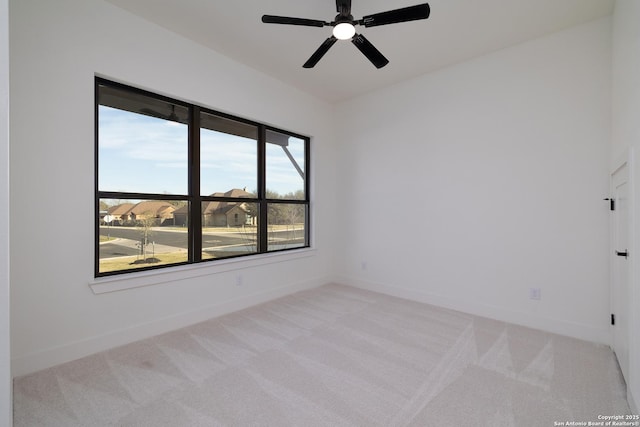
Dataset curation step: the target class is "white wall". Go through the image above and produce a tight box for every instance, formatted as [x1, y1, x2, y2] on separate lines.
[334, 18, 612, 344]
[612, 0, 640, 414]
[0, 0, 11, 423]
[9, 0, 336, 376]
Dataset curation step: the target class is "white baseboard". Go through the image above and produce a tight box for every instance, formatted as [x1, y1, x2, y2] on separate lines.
[334, 275, 611, 346]
[12, 277, 327, 378]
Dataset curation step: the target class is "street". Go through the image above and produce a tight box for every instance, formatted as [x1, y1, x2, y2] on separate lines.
[99, 226, 303, 259]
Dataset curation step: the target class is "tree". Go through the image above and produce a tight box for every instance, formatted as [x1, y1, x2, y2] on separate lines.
[263, 189, 306, 226]
[135, 212, 156, 261]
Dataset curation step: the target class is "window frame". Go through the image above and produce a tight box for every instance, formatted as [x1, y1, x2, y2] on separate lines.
[95, 78, 310, 278]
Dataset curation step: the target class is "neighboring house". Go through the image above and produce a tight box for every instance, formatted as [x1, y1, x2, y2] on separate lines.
[126, 201, 176, 225]
[105, 201, 176, 226]
[105, 203, 135, 225]
[202, 202, 251, 227]
[173, 189, 255, 227]
[172, 206, 188, 227]
[219, 188, 254, 199]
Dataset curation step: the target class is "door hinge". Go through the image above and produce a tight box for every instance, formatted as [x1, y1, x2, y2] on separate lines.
[604, 198, 615, 211]
[611, 313, 616, 326]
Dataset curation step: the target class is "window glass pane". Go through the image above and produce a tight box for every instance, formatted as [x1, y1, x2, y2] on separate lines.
[201, 112, 258, 196]
[266, 130, 305, 200]
[267, 203, 307, 251]
[98, 85, 189, 195]
[202, 202, 258, 259]
[98, 198, 188, 273]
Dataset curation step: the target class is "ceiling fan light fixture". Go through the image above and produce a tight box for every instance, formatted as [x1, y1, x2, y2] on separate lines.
[333, 22, 356, 40]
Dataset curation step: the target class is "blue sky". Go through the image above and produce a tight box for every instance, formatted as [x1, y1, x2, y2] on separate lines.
[98, 106, 305, 197]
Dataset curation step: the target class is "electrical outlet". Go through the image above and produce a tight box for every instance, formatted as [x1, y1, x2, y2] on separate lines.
[529, 287, 541, 300]
[236, 274, 243, 286]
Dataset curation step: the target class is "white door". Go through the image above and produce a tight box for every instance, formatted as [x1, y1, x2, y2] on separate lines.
[611, 162, 630, 381]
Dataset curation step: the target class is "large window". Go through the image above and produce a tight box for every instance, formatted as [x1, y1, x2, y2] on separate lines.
[96, 78, 310, 277]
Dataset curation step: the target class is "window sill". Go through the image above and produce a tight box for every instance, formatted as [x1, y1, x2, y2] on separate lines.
[89, 248, 316, 294]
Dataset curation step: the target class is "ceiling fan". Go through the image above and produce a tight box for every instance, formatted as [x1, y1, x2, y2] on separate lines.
[262, 1, 430, 69]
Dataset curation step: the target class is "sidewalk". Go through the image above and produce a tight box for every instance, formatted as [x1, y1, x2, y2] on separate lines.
[102, 237, 184, 255]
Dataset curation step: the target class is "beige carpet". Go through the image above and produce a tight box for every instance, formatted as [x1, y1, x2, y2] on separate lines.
[13, 283, 630, 426]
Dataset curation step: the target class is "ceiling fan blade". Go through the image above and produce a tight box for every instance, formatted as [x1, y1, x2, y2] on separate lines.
[361, 3, 430, 27]
[303, 36, 338, 68]
[262, 15, 326, 27]
[336, 0, 352, 17]
[352, 33, 389, 68]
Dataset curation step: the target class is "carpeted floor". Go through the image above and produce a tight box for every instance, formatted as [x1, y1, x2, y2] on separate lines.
[13, 283, 630, 426]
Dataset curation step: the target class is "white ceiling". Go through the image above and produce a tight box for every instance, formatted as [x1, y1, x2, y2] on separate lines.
[104, 0, 615, 103]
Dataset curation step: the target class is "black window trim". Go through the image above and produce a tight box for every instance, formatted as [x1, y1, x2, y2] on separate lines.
[95, 77, 310, 278]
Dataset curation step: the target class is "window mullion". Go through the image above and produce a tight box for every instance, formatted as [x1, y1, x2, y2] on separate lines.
[189, 106, 202, 263]
[258, 125, 267, 253]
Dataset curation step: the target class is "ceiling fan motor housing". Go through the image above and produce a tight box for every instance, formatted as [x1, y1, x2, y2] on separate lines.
[333, 13, 354, 26]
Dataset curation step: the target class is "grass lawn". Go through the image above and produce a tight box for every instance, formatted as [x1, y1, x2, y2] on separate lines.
[160, 224, 303, 233]
[98, 249, 266, 273]
[98, 251, 204, 273]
